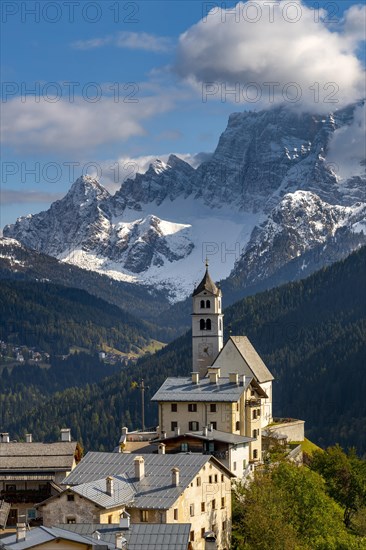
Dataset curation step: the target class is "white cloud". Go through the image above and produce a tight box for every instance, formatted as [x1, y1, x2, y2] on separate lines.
[342, 4, 366, 43]
[327, 102, 366, 180]
[1, 94, 175, 154]
[175, 0, 366, 112]
[72, 32, 172, 53]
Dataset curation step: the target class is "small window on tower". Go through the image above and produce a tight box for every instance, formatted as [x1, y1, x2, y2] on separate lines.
[206, 319, 212, 330]
[206, 300, 210, 308]
[171, 403, 177, 412]
[200, 319, 206, 330]
[200, 300, 205, 308]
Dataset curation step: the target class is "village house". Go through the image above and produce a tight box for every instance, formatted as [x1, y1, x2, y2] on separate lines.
[39, 452, 233, 550]
[0, 429, 79, 526]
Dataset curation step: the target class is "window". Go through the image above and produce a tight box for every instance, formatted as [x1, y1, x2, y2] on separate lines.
[253, 410, 257, 420]
[214, 474, 218, 483]
[210, 403, 216, 413]
[200, 319, 206, 330]
[257, 408, 261, 416]
[171, 403, 177, 412]
[108, 515, 112, 524]
[221, 497, 225, 508]
[200, 300, 205, 308]
[189, 421, 199, 431]
[221, 474, 224, 482]
[201, 502, 205, 512]
[236, 403, 239, 411]
[212, 499, 216, 510]
[190, 531, 195, 542]
[171, 421, 178, 431]
[233, 461, 237, 471]
[190, 504, 195, 517]
[141, 510, 149, 522]
[251, 390, 255, 396]
[253, 449, 258, 459]
[211, 421, 217, 430]
[236, 421, 240, 431]
[219, 319, 222, 330]
[253, 429, 257, 438]
[201, 527, 205, 539]
[206, 300, 210, 308]
[196, 477, 201, 487]
[188, 403, 197, 412]
[206, 319, 212, 330]
[67, 494, 75, 502]
[174, 508, 178, 520]
[6, 485, 16, 492]
[181, 443, 188, 452]
[27, 509, 36, 521]
[222, 520, 227, 532]
[209, 475, 212, 483]
[67, 518, 76, 524]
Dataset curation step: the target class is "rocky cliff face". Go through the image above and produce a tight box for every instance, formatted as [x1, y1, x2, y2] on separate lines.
[4, 103, 365, 302]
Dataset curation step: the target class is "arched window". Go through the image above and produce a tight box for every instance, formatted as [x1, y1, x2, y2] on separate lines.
[206, 319, 212, 330]
[206, 300, 210, 308]
[200, 319, 206, 330]
[200, 300, 205, 309]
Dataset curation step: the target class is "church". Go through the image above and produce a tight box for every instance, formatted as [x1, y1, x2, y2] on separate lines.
[151, 263, 278, 473]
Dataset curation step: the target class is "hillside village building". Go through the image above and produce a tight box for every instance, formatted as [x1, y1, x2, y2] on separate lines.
[0, 429, 78, 526]
[39, 452, 233, 550]
[152, 264, 276, 466]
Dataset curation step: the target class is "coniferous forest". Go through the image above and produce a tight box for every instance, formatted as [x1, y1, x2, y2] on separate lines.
[0, 246, 365, 455]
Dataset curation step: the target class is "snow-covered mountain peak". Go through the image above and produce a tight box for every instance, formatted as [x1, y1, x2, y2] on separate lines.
[3, 103, 365, 302]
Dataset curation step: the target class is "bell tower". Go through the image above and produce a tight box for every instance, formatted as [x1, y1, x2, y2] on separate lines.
[192, 261, 224, 378]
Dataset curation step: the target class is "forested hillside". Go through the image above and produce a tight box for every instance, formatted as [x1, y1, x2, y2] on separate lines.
[2, 247, 365, 453]
[0, 280, 157, 354]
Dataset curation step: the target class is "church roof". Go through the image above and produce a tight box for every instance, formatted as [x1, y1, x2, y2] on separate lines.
[192, 267, 220, 297]
[229, 336, 274, 383]
[151, 376, 252, 402]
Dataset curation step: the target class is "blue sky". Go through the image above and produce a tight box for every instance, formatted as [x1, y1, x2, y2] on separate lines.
[1, 0, 365, 228]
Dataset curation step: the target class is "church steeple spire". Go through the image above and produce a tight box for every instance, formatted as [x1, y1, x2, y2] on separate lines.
[192, 264, 224, 378]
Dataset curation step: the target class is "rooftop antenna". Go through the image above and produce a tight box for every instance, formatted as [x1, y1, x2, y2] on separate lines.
[131, 379, 149, 431]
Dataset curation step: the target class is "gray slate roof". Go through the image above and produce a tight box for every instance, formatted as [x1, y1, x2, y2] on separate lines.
[58, 523, 191, 550]
[185, 429, 254, 445]
[0, 525, 113, 549]
[229, 336, 274, 383]
[71, 475, 135, 509]
[151, 376, 252, 402]
[0, 442, 77, 472]
[63, 452, 231, 510]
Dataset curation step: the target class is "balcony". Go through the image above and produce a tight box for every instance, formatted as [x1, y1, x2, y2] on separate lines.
[0, 488, 51, 504]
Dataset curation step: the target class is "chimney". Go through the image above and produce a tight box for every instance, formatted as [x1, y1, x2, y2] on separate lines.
[203, 426, 208, 437]
[122, 427, 128, 436]
[172, 467, 180, 487]
[209, 372, 218, 384]
[26, 433, 32, 443]
[241, 374, 246, 386]
[60, 428, 71, 442]
[115, 533, 127, 549]
[16, 523, 27, 543]
[134, 456, 145, 480]
[1, 433, 10, 443]
[174, 426, 180, 436]
[119, 511, 130, 529]
[191, 372, 199, 384]
[207, 366, 221, 377]
[106, 476, 114, 496]
[93, 530, 101, 540]
[158, 443, 166, 455]
[208, 423, 214, 432]
[229, 373, 239, 385]
[161, 431, 167, 439]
